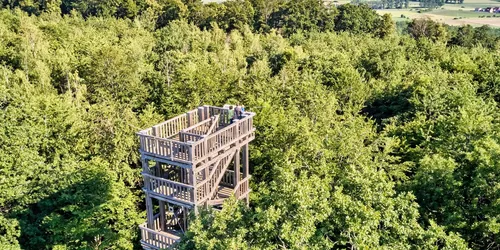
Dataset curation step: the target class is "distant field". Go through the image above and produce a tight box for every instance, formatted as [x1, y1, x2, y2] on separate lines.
[203, 0, 500, 27]
[377, 0, 500, 27]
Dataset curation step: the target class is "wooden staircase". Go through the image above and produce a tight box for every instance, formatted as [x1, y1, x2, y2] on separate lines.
[196, 148, 238, 204]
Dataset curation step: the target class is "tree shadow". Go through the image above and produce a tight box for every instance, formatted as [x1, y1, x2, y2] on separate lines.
[9, 172, 115, 250]
[362, 86, 415, 130]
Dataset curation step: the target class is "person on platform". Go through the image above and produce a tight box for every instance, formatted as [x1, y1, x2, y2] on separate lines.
[234, 104, 242, 120]
[228, 105, 235, 123]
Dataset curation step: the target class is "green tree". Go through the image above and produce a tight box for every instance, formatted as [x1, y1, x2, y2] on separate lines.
[449, 25, 475, 48]
[378, 13, 395, 38]
[155, 0, 188, 29]
[334, 4, 382, 35]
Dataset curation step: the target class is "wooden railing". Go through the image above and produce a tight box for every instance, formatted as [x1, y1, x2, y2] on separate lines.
[138, 106, 255, 164]
[182, 117, 213, 136]
[192, 113, 255, 162]
[220, 170, 235, 187]
[234, 176, 251, 198]
[152, 213, 162, 231]
[220, 170, 247, 188]
[144, 173, 194, 203]
[178, 115, 219, 142]
[139, 223, 180, 249]
[156, 164, 191, 183]
[138, 134, 193, 162]
[206, 175, 251, 206]
[141, 109, 199, 138]
[206, 106, 231, 127]
[206, 115, 220, 135]
[179, 132, 205, 143]
[150, 212, 177, 232]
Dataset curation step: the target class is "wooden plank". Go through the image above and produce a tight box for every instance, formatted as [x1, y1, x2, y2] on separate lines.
[142, 172, 193, 188]
[145, 190, 195, 207]
[140, 152, 192, 169]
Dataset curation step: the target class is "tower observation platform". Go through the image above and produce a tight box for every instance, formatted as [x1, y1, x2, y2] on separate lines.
[137, 105, 255, 249]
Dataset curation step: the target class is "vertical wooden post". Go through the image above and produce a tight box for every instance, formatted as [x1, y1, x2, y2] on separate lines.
[234, 149, 240, 198]
[183, 207, 189, 231]
[146, 193, 154, 229]
[204, 105, 210, 119]
[152, 126, 160, 155]
[245, 194, 249, 207]
[190, 166, 198, 214]
[243, 144, 250, 207]
[243, 144, 249, 178]
[188, 142, 193, 162]
[142, 158, 150, 189]
[180, 168, 185, 184]
[187, 112, 192, 127]
[156, 161, 161, 178]
[204, 165, 209, 203]
[159, 200, 166, 231]
[198, 107, 204, 122]
[153, 125, 159, 137]
[234, 120, 240, 140]
[204, 139, 208, 157]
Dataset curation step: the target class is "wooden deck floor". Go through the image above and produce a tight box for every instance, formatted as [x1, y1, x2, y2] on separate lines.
[216, 186, 234, 198]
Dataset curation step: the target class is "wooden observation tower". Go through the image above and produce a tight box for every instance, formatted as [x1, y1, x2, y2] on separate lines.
[137, 105, 255, 249]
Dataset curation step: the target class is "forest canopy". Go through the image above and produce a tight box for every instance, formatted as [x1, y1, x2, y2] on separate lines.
[0, 0, 499, 249]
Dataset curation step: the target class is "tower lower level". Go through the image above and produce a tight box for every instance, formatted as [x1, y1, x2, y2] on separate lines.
[137, 105, 255, 249]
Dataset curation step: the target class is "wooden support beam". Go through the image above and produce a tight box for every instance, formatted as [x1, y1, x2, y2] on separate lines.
[186, 111, 192, 127]
[204, 165, 209, 206]
[146, 191, 195, 207]
[152, 125, 159, 137]
[183, 207, 189, 231]
[243, 143, 249, 178]
[142, 158, 151, 192]
[141, 157, 149, 173]
[189, 168, 198, 214]
[198, 107, 204, 122]
[203, 105, 210, 120]
[243, 144, 250, 207]
[180, 167, 186, 184]
[159, 200, 166, 231]
[155, 161, 161, 178]
[141, 153, 192, 169]
[234, 148, 240, 198]
[188, 143, 193, 162]
[146, 193, 154, 229]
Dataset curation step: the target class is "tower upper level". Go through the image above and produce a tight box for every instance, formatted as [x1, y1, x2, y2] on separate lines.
[137, 105, 255, 166]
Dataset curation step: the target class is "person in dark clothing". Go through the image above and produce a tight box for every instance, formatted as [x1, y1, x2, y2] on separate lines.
[234, 104, 242, 119]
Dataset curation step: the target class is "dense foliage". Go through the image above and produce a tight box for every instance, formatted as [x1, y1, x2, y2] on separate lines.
[0, 1, 499, 249]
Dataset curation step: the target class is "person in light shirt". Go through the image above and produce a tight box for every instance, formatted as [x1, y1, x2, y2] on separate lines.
[228, 105, 235, 124]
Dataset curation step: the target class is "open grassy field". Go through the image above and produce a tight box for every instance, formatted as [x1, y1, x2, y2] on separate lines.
[377, 0, 500, 27]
